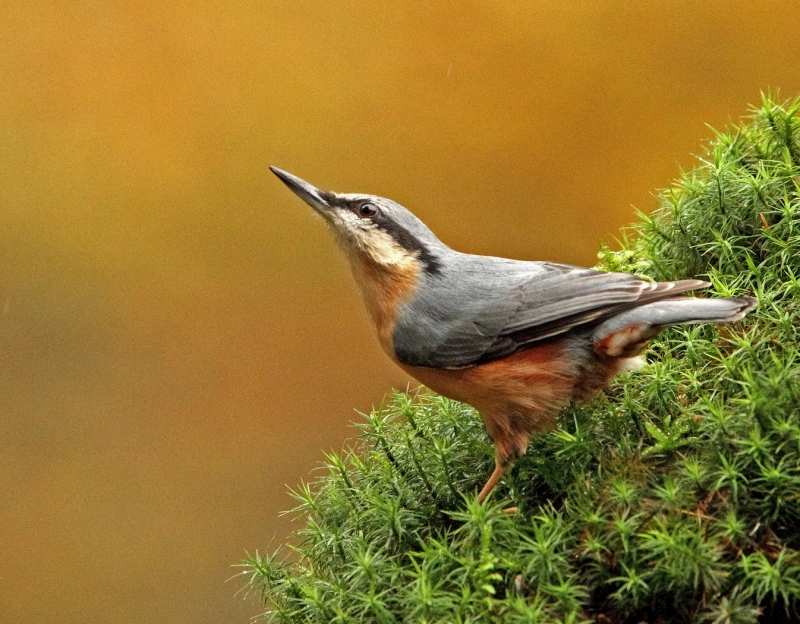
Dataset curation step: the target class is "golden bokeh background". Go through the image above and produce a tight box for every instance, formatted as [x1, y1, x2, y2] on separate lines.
[1, 2, 799, 622]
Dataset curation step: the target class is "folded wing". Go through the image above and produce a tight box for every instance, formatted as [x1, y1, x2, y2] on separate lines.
[392, 255, 709, 368]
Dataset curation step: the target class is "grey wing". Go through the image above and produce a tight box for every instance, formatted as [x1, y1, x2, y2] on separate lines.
[392, 257, 708, 368]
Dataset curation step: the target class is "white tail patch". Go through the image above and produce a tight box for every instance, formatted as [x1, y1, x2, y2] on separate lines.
[619, 355, 647, 372]
[594, 322, 651, 357]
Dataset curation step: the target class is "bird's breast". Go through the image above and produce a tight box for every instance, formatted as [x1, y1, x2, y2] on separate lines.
[345, 251, 422, 359]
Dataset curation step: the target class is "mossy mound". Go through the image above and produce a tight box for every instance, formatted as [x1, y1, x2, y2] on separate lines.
[242, 94, 800, 623]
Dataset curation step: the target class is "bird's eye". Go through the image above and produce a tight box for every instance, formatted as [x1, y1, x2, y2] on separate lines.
[357, 202, 378, 217]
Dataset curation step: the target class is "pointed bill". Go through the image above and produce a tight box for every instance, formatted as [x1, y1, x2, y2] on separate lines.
[270, 166, 332, 214]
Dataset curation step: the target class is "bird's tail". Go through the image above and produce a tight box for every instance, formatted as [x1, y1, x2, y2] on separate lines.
[592, 296, 757, 356]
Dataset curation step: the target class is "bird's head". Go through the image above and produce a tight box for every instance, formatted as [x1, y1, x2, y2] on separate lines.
[271, 167, 443, 275]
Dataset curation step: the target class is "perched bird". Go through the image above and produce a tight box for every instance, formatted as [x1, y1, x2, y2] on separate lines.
[271, 167, 757, 503]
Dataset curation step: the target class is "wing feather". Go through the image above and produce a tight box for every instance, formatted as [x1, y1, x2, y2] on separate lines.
[392, 253, 708, 368]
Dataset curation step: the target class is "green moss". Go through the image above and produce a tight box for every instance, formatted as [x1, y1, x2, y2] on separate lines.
[240, 94, 800, 623]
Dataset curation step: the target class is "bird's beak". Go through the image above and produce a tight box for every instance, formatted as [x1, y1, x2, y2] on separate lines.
[270, 166, 332, 215]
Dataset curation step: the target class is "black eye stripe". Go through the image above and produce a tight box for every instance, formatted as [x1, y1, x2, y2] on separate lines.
[339, 198, 441, 275]
[371, 213, 441, 275]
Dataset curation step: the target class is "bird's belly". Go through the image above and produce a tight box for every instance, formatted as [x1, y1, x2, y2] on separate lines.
[399, 339, 581, 419]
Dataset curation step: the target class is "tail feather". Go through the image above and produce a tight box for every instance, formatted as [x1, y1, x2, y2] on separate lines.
[592, 296, 757, 356]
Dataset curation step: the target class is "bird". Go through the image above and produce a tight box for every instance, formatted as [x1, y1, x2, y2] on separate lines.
[270, 166, 757, 503]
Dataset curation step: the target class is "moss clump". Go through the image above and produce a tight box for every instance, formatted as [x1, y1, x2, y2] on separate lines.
[241, 94, 800, 623]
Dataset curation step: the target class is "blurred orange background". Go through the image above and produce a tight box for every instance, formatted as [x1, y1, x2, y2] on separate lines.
[1, 2, 799, 622]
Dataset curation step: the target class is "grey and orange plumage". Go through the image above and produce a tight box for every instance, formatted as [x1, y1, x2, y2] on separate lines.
[271, 167, 757, 503]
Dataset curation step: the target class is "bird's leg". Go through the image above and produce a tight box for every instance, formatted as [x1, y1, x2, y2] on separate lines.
[477, 459, 505, 504]
[477, 424, 530, 505]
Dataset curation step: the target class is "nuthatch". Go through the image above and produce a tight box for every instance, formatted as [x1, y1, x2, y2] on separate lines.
[271, 166, 757, 503]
